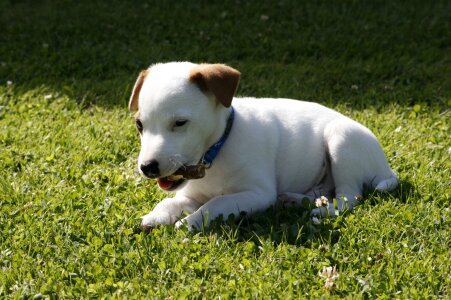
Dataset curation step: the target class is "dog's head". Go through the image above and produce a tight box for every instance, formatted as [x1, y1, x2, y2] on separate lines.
[129, 62, 240, 191]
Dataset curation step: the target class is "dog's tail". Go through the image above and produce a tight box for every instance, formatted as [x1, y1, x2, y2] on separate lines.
[374, 170, 398, 192]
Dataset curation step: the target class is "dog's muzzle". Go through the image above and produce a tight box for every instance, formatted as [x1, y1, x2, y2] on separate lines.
[155, 164, 206, 191]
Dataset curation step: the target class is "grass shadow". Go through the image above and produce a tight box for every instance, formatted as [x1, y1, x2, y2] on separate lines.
[1, 0, 449, 109]
[195, 178, 417, 249]
[200, 205, 342, 249]
[365, 178, 419, 206]
[391, 179, 419, 204]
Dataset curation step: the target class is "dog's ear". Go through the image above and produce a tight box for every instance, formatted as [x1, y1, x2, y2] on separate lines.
[128, 69, 149, 112]
[189, 64, 240, 108]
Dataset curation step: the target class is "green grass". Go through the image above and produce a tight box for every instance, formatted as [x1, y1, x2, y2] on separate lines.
[1, 0, 450, 298]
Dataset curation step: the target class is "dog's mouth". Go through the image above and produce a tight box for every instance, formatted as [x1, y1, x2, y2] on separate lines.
[155, 164, 206, 191]
[156, 176, 186, 191]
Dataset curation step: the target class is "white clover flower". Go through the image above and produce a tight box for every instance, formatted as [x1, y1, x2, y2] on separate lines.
[23, 202, 33, 209]
[318, 266, 339, 291]
[357, 279, 366, 285]
[324, 280, 336, 291]
[318, 244, 328, 252]
[318, 266, 339, 280]
[315, 196, 329, 208]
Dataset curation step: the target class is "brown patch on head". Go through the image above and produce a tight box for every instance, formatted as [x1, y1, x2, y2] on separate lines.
[189, 64, 240, 107]
[128, 69, 149, 112]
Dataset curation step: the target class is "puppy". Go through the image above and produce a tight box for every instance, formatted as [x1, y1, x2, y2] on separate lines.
[128, 62, 398, 230]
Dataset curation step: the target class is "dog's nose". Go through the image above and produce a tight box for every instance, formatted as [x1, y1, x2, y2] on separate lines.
[140, 159, 160, 178]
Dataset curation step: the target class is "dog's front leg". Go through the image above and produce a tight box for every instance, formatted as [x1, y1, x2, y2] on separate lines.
[175, 191, 275, 230]
[141, 196, 201, 229]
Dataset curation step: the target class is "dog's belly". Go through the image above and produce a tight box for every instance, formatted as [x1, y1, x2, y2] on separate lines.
[276, 147, 327, 194]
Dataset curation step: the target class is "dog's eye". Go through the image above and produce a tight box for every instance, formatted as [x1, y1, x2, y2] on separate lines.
[174, 120, 188, 127]
[135, 119, 143, 133]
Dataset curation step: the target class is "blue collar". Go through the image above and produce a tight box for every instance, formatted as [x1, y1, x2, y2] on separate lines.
[201, 107, 235, 168]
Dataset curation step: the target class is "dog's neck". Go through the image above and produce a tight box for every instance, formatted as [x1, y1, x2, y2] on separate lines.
[201, 107, 235, 168]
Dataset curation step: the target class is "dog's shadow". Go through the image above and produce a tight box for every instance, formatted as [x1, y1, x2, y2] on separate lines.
[204, 206, 339, 248]
[200, 178, 417, 247]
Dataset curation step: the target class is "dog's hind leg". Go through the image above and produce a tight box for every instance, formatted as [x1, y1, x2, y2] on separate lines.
[279, 156, 335, 209]
[310, 120, 371, 217]
[312, 118, 398, 217]
[374, 172, 398, 192]
[310, 150, 362, 217]
[279, 183, 336, 211]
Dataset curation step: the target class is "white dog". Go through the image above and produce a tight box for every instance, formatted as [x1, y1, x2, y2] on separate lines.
[128, 62, 398, 230]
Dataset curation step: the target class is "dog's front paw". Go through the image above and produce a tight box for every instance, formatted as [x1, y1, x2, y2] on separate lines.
[141, 209, 175, 229]
[174, 214, 203, 231]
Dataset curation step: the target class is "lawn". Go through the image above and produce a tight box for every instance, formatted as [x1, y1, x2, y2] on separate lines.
[0, 0, 450, 298]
